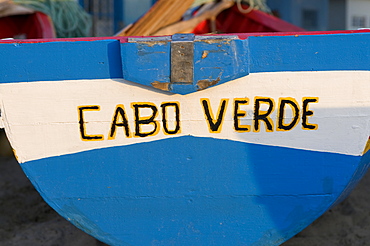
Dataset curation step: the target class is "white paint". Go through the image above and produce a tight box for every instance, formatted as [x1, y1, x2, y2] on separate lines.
[1, 70, 370, 163]
[0, 101, 3, 129]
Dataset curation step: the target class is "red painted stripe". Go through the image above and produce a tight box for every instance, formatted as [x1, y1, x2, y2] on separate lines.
[1, 30, 370, 44]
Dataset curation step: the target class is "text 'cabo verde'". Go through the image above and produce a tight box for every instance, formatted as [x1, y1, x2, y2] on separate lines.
[78, 97, 318, 141]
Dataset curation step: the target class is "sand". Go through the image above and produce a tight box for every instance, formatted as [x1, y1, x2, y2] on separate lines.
[1, 130, 370, 246]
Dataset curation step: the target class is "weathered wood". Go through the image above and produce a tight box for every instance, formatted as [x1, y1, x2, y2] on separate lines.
[117, 0, 194, 36]
[153, 0, 234, 35]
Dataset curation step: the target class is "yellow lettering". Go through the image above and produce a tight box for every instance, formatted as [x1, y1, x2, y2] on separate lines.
[108, 104, 131, 139]
[253, 97, 275, 132]
[161, 102, 181, 135]
[78, 105, 104, 141]
[302, 97, 319, 130]
[277, 98, 300, 131]
[131, 103, 160, 137]
[234, 98, 250, 132]
[201, 98, 229, 133]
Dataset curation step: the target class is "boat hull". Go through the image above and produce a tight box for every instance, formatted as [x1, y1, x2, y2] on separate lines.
[1, 31, 370, 245]
[21, 137, 370, 245]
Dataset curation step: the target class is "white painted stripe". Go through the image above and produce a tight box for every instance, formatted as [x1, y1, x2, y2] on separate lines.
[1, 70, 370, 163]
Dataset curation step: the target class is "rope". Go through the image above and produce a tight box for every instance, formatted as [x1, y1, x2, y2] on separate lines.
[12, 0, 92, 38]
[192, 0, 271, 13]
[235, 0, 271, 13]
[191, 0, 214, 8]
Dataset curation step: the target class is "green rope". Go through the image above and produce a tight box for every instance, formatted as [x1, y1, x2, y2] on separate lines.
[13, 0, 92, 38]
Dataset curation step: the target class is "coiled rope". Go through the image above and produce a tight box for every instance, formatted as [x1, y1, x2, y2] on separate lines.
[191, 0, 271, 13]
[12, 0, 92, 38]
[235, 0, 270, 13]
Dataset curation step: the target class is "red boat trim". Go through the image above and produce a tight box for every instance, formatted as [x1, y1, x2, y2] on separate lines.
[1, 29, 370, 44]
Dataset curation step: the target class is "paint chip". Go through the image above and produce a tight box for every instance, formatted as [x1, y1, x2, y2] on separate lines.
[202, 51, 209, 59]
[197, 77, 220, 90]
[151, 81, 170, 91]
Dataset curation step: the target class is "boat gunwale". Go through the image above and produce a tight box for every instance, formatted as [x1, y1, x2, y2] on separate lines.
[1, 29, 370, 44]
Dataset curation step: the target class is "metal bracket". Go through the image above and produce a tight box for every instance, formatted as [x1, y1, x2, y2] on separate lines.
[170, 33, 194, 83]
[128, 34, 195, 84]
[126, 34, 241, 93]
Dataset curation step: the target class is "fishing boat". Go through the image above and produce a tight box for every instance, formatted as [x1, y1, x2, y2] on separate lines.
[1, 1, 370, 246]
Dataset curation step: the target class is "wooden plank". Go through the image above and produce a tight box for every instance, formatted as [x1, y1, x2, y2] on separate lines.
[153, 0, 234, 35]
[117, 0, 194, 36]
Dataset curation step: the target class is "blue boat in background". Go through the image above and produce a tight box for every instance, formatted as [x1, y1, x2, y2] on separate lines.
[1, 3, 370, 244]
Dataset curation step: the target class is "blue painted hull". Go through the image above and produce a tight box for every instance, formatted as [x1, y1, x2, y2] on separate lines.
[21, 136, 370, 245]
[2, 31, 370, 245]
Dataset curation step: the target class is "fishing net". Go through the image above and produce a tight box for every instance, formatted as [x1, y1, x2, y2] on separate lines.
[235, 0, 271, 13]
[191, 0, 271, 13]
[12, 0, 92, 37]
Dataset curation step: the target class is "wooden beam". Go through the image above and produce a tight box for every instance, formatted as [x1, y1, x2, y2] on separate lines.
[117, 0, 194, 37]
[153, 0, 234, 35]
